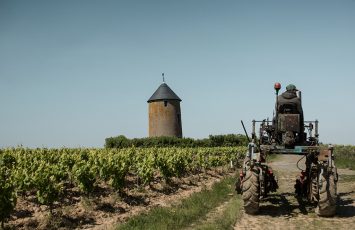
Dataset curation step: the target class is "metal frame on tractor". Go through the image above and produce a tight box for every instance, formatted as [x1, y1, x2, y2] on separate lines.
[236, 83, 337, 216]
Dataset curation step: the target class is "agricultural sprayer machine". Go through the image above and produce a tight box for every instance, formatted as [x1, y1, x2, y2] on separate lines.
[236, 83, 337, 217]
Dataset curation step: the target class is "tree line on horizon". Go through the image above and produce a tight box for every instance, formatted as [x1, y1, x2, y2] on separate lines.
[105, 134, 249, 148]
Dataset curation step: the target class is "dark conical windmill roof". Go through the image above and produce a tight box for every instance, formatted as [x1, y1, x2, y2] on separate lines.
[147, 83, 182, 102]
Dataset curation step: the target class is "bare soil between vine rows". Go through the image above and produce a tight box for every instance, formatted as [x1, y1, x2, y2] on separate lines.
[7, 168, 234, 230]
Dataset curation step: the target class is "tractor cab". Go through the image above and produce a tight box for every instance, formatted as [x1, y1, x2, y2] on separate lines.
[251, 83, 319, 153]
[273, 83, 306, 148]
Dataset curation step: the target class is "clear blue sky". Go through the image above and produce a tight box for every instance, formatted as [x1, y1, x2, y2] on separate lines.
[1, 0, 354, 147]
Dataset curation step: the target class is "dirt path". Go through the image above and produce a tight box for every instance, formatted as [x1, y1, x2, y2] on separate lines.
[234, 154, 355, 230]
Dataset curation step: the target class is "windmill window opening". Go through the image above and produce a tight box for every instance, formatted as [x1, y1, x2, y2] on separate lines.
[164, 101, 168, 107]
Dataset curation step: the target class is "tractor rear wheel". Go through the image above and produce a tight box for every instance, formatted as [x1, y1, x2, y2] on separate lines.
[311, 177, 319, 202]
[242, 169, 260, 214]
[316, 173, 337, 216]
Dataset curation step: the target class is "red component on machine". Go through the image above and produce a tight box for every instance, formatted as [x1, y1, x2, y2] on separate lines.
[274, 82, 281, 90]
[300, 171, 306, 178]
[299, 171, 306, 184]
[239, 171, 244, 183]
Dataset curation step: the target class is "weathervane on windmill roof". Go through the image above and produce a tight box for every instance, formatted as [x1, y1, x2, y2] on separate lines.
[162, 72, 165, 83]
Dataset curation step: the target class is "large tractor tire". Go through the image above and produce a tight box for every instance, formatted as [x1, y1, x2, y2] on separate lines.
[242, 169, 260, 214]
[316, 173, 337, 217]
[311, 177, 319, 202]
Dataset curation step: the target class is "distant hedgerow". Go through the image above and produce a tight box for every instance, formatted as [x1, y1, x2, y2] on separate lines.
[104, 134, 248, 148]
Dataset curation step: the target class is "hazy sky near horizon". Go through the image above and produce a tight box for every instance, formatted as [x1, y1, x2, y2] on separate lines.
[1, 0, 354, 148]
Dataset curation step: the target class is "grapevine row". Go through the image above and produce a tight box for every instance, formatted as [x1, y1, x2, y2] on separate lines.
[0, 146, 246, 224]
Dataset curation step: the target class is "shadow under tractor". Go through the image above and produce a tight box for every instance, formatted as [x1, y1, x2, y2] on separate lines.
[236, 83, 337, 217]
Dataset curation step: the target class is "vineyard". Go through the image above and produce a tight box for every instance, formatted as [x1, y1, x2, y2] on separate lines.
[0, 146, 246, 229]
[333, 145, 355, 170]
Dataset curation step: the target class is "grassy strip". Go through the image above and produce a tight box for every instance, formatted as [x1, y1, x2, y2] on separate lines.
[334, 145, 355, 170]
[116, 176, 237, 230]
[338, 175, 355, 183]
[336, 157, 355, 170]
[194, 194, 243, 230]
[266, 153, 280, 163]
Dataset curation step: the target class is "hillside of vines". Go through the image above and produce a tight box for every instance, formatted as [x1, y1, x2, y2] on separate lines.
[0, 147, 246, 229]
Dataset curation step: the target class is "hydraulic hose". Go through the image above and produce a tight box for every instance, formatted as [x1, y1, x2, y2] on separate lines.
[296, 154, 306, 171]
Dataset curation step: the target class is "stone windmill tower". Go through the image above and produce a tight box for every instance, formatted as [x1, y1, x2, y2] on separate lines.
[147, 76, 182, 138]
